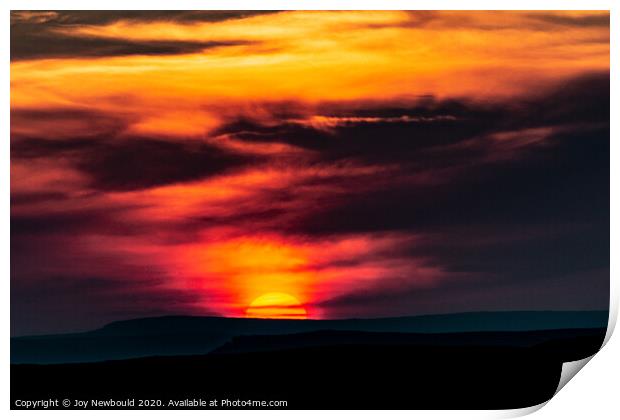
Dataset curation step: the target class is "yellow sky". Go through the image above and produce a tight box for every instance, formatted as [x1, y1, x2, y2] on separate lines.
[11, 11, 609, 138]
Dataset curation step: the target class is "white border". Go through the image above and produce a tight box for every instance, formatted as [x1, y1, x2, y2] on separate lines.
[2, 1, 617, 419]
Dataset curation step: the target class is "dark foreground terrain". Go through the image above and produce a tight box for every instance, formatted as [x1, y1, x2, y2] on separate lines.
[12, 327, 606, 409]
[11, 311, 609, 364]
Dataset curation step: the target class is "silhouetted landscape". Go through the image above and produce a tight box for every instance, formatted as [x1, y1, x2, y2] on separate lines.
[11, 311, 608, 409]
[11, 310, 608, 364]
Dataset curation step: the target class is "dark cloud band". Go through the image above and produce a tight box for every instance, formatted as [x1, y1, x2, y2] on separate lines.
[11, 10, 274, 60]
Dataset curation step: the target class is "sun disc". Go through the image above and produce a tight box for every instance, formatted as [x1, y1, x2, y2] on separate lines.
[245, 292, 307, 319]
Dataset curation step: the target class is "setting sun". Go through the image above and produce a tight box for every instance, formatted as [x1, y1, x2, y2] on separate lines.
[245, 293, 308, 320]
[9, 10, 609, 333]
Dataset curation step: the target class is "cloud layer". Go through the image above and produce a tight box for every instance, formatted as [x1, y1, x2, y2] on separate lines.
[11, 11, 609, 335]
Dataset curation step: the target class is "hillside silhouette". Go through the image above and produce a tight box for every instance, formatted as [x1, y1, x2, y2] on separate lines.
[12, 326, 606, 409]
[11, 311, 608, 364]
[11, 311, 608, 409]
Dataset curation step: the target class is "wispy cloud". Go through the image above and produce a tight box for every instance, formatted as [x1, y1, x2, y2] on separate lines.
[10, 11, 610, 334]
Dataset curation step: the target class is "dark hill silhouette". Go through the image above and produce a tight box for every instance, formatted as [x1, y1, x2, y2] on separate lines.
[212, 328, 606, 358]
[94, 310, 609, 336]
[11, 327, 607, 409]
[11, 311, 608, 364]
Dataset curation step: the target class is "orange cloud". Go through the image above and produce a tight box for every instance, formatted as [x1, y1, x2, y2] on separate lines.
[10, 11, 610, 330]
[11, 11, 609, 138]
[171, 232, 439, 318]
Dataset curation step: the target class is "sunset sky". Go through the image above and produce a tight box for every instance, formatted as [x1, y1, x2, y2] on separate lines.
[10, 11, 610, 335]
